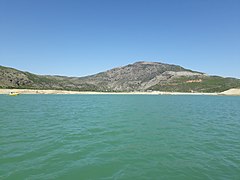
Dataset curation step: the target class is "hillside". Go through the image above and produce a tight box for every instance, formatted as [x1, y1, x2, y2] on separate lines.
[1, 61, 240, 92]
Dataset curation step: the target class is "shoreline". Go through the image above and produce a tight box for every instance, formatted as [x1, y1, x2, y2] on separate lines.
[0, 88, 219, 95]
[0, 88, 239, 96]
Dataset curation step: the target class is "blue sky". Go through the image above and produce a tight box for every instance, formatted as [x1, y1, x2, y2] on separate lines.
[0, 0, 240, 78]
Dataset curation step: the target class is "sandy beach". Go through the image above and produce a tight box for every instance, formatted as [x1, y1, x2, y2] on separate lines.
[219, 88, 240, 96]
[0, 88, 223, 95]
[1, 88, 240, 96]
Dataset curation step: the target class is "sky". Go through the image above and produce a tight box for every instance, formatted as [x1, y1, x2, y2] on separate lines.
[0, 0, 240, 78]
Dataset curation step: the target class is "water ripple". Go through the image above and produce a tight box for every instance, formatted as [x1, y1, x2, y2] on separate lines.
[0, 95, 240, 179]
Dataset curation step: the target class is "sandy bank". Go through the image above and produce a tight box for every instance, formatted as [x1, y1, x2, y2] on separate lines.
[0, 89, 220, 95]
[219, 88, 240, 96]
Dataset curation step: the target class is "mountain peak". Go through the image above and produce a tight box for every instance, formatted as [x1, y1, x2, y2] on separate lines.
[133, 61, 163, 65]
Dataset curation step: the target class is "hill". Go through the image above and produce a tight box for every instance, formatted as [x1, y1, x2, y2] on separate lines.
[1, 61, 240, 92]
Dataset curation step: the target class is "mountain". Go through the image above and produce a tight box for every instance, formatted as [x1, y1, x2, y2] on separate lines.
[1, 61, 240, 92]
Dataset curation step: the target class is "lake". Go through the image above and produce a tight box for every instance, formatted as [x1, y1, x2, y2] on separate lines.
[0, 95, 240, 179]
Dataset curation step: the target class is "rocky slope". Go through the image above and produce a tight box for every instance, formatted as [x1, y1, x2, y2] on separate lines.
[79, 61, 206, 91]
[1, 61, 240, 92]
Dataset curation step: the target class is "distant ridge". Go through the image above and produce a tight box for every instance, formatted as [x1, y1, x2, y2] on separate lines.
[1, 61, 240, 92]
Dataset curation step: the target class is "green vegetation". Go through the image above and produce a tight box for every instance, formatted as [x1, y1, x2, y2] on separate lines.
[148, 76, 240, 93]
[1, 62, 240, 93]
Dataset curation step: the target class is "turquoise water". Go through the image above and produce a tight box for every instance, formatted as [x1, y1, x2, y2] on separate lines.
[0, 95, 240, 179]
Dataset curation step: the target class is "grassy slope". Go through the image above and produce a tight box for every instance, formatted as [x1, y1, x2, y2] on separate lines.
[23, 73, 101, 91]
[148, 76, 240, 93]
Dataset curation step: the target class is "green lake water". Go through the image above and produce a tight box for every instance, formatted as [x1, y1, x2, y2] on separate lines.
[0, 95, 240, 179]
